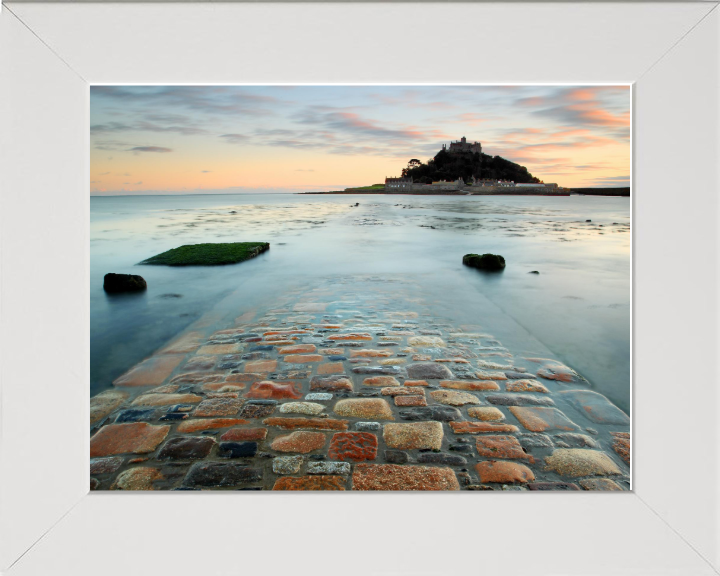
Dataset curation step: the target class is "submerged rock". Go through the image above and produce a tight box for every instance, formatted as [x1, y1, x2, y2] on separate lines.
[462, 253, 506, 271]
[103, 273, 147, 293]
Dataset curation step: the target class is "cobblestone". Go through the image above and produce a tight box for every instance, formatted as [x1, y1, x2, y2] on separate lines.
[509, 406, 580, 432]
[194, 397, 244, 417]
[383, 422, 443, 450]
[111, 467, 164, 490]
[273, 455, 304, 474]
[279, 402, 325, 416]
[352, 463, 459, 490]
[467, 407, 505, 421]
[475, 461, 535, 484]
[90, 423, 170, 457]
[545, 449, 622, 477]
[90, 285, 630, 491]
[273, 475, 345, 490]
[440, 380, 499, 391]
[430, 390, 482, 406]
[271, 431, 326, 453]
[334, 398, 394, 420]
[328, 432, 378, 462]
[307, 461, 351, 475]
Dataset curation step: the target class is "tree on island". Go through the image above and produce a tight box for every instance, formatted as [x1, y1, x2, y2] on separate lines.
[401, 149, 541, 184]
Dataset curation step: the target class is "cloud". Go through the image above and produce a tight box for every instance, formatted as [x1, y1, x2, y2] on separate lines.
[536, 105, 629, 128]
[94, 140, 130, 151]
[296, 109, 430, 141]
[201, 170, 212, 173]
[453, 113, 487, 126]
[128, 146, 172, 153]
[91, 86, 282, 116]
[91, 120, 207, 136]
[220, 133, 249, 144]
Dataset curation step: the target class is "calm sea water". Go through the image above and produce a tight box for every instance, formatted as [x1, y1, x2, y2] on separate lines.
[91, 193, 631, 411]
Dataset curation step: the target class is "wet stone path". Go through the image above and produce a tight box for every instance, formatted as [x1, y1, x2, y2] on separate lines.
[90, 279, 631, 491]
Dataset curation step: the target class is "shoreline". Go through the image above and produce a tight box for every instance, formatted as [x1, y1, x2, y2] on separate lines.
[301, 191, 573, 197]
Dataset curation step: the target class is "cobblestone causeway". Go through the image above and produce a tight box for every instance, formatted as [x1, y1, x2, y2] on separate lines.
[91, 278, 631, 491]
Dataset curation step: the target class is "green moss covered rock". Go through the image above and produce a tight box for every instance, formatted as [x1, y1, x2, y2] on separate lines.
[463, 253, 506, 271]
[141, 242, 269, 266]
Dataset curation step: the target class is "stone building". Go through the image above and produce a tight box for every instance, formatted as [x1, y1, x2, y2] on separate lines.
[443, 136, 482, 154]
[385, 176, 413, 190]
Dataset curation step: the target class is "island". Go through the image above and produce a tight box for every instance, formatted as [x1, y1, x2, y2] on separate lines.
[303, 137, 628, 196]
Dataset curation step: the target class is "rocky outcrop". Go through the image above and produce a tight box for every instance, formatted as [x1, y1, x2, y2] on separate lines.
[462, 253, 506, 271]
[103, 273, 147, 293]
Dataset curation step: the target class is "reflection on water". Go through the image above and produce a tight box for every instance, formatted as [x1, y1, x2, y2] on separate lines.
[91, 193, 630, 411]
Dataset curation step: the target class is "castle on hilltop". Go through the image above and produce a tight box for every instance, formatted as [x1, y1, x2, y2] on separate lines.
[443, 136, 482, 155]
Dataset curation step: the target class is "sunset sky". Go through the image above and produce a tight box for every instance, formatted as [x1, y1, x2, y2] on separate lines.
[90, 85, 630, 195]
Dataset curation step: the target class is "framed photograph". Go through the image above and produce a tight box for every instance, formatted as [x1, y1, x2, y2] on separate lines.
[1, 2, 718, 575]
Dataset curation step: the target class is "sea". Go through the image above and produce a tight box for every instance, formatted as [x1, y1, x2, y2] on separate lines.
[91, 193, 631, 412]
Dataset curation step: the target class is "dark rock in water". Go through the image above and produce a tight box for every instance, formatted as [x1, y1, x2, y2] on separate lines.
[385, 450, 409, 464]
[586, 219, 591, 222]
[115, 408, 156, 423]
[449, 444, 473, 453]
[462, 253, 506, 271]
[159, 293, 183, 298]
[528, 482, 580, 491]
[505, 371, 536, 380]
[417, 453, 467, 466]
[327, 355, 347, 362]
[241, 351, 269, 360]
[103, 273, 147, 293]
[406, 362, 453, 380]
[158, 436, 215, 460]
[486, 394, 555, 407]
[219, 441, 258, 458]
[236, 333, 261, 341]
[377, 342, 399, 347]
[182, 462, 262, 487]
[250, 345, 274, 352]
[399, 406, 462, 422]
[528, 271, 540, 275]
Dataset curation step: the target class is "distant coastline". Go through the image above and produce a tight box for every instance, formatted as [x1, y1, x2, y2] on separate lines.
[301, 187, 630, 197]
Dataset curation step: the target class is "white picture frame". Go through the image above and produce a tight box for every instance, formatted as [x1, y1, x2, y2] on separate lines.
[0, 2, 718, 575]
